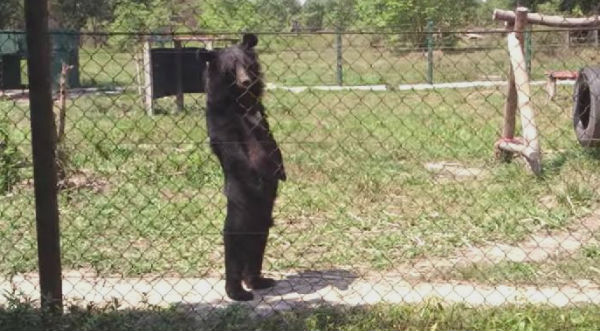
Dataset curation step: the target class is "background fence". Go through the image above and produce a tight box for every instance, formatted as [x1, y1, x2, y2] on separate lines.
[1, 1, 600, 330]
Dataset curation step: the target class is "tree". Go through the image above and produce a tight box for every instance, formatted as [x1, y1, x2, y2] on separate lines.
[110, 0, 173, 33]
[300, 0, 327, 30]
[299, 0, 357, 31]
[108, 0, 175, 49]
[0, 0, 24, 29]
[356, 0, 477, 45]
[199, 0, 301, 32]
[49, 0, 115, 30]
[509, 0, 550, 11]
[509, 0, 600, 13]
[558, 0, 600, 14]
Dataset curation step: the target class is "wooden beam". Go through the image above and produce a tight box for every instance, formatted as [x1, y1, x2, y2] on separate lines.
[143, 40, 154, 116]
[494, 8, 600, 28]
[500, 8, 528, 162]
[134, 51, 144, 96]
[57, 62, 73, 144]
[507, 29, 542, 175]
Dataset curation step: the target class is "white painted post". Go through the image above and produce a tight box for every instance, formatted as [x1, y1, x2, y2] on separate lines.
[143, 40, 154, 116]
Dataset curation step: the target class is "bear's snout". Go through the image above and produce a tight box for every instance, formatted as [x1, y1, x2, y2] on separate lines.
[235, 64, 252, 87]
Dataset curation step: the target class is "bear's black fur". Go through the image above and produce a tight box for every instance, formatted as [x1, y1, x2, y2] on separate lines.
[205, 33, 286, 301]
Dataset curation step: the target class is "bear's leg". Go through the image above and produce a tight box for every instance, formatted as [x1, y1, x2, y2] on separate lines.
[224, 201, 254, 301]
[243, 230, 275, 290]
[244, 183, 278, 290]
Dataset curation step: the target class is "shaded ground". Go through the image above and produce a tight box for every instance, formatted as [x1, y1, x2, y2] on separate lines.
[1, 209, 598, 313]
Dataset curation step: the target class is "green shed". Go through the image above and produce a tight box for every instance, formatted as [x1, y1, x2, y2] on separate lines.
[0, 30, 80, 89]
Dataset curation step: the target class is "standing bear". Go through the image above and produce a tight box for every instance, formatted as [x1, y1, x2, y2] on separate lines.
[205, 34, 286, 301]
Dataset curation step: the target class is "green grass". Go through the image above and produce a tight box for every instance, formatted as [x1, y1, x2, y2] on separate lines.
[67, 33, 599, 89]
[2, 30, 600, 330]
[2, 33, 600, 284]
[1, 82, 598, 278]
[1, 298, 600, 331]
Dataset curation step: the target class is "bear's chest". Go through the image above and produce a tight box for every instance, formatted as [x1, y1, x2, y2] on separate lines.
[240, 112, 268, 168]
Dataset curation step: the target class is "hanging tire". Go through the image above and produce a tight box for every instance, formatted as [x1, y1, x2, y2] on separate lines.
[573, 67, 600, 147]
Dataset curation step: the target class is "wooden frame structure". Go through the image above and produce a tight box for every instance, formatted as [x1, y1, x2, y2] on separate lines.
[493, 7, 600, 176]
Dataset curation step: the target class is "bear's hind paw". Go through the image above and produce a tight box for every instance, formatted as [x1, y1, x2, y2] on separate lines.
[244, 276, 276, 290]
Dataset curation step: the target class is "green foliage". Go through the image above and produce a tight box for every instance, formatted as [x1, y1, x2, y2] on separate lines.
[508, 0, 599, 13]
[0, 0, 23, 29]
[299, 0, 327, 30]
[199, 0, 301, 32]
[108, 0, 176, 48]
[558, 0, 600, 14]
[473, 0, 513, 26]
[49, 0, 115, 30]
[0, 122, 22, 194]
[356, 0, 477, 31]
[110, 0, 173, 33]
[298, 0, 357, 30]
[199, 0, 268, 31]
[355, 0, 477, 46]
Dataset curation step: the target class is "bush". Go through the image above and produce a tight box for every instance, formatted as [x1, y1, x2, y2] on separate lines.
[0, 123, 22, 194]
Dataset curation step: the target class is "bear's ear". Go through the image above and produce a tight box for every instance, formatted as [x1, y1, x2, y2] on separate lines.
[241, 33, 258, 49]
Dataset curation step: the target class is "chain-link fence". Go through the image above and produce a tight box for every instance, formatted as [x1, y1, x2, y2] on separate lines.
[2, 1, 600, 330]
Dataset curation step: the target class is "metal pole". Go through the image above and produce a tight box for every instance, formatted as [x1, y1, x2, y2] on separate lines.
[426, 20, 434, 84]
[525, 27, 532, 76]
[174, 40, 184, 112]
[24, 0, 63, 314]
[336, 28, 343, 86]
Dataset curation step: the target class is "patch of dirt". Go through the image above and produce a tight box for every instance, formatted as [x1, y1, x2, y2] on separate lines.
[425, 162, 488, 182]
[402, 209, 600, 278]
[58, 169, 110, 193]
[14, 169, 110, 193]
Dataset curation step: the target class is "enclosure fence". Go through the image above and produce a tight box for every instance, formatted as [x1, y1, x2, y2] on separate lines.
[1, 2, 600, 329]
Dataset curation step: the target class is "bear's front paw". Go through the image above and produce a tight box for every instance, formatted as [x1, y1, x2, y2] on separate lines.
[244, 276, 276, 290]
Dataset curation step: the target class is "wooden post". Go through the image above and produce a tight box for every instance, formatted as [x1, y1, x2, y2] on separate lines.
[24, 0, 63, 315]
[507, 29, 541, 174]
[499, 8, 528, 161]
[57, 62, 72, 144]
[143, 40, 154, 116]
[134, 51, 144, 96]
[493, 9, 600, 28]
[174, 40, 184, 112]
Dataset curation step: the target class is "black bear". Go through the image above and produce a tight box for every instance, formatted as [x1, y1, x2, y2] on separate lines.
[205, 34, 286, 301]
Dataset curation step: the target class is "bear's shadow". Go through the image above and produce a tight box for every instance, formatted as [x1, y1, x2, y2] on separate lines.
[258, 269, 358, 297]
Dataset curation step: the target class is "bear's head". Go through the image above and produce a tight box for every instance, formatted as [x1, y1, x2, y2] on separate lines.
[208, 33, 263, 98]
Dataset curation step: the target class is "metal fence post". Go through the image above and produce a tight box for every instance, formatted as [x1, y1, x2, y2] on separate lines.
[426, 20, 434, 84]
[174, 39, 184, 112]
[24, 0, 63, 315]
[336, 28, 343, 86]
